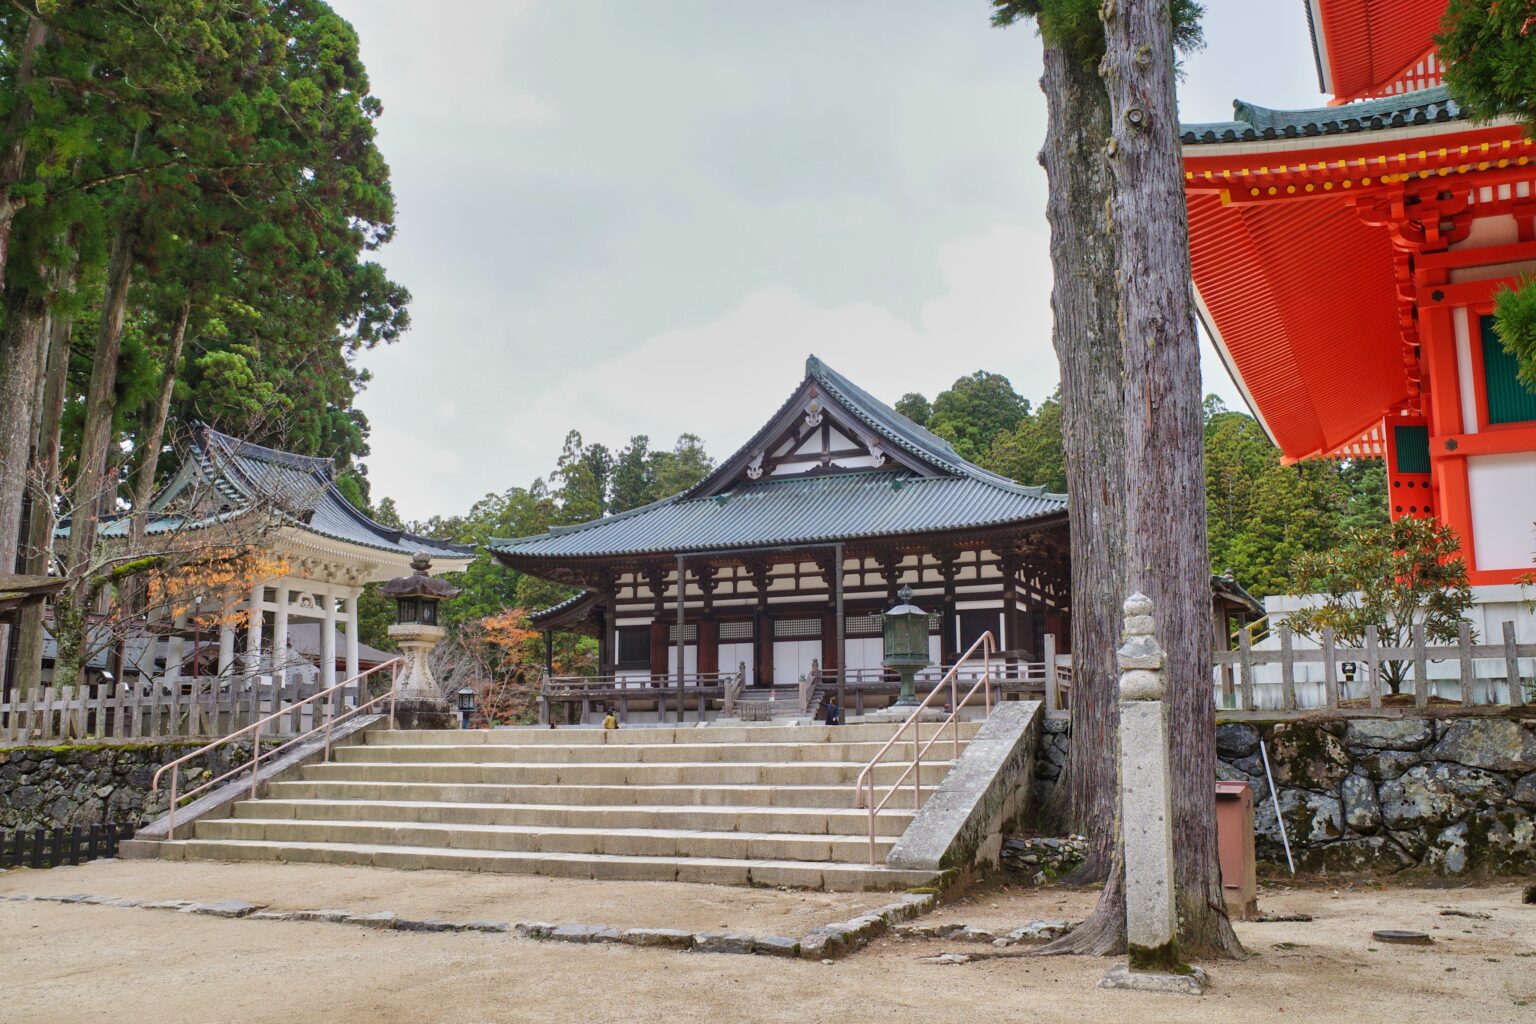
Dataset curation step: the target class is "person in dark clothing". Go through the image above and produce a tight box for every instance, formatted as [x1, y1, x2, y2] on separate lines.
[823, 695, 842, 726]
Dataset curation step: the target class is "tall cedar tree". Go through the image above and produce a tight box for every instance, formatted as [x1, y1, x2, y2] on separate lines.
[1101, 0, 1241, 957]
[989, 0, 1200, 932]
[0, 2, 406, 689]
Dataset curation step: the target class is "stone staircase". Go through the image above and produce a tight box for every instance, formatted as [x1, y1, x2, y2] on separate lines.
[155, 721, 982, 890]
[731, 684, 811, 720]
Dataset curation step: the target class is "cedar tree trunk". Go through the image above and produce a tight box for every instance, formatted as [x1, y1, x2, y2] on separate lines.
[0, 17, 47, 289]
[130, 300, 191, 546]
[13, 297, 74, 692]
[1101, 0, 1241, 958]
[58, 227, 136, 692]
[64, 227, 135, 579]
[0, 284, 47, 692]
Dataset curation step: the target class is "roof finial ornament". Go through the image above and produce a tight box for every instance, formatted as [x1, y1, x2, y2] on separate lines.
[410, 550, 432, 575]
[746, 452, 764, 480]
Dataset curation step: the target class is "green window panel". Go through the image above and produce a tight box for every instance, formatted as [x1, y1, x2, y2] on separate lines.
[1481, 315, 1536, 425]
[1393, 425, 1430, 475]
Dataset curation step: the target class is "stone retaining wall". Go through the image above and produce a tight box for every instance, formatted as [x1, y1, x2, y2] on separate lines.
[0, 741, 252, 831]
[1033, 714, 1536, 878]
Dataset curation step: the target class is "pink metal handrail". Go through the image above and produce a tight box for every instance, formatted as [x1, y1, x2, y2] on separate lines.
[854, 632, 996, 865]
[152, 658, 404, 841]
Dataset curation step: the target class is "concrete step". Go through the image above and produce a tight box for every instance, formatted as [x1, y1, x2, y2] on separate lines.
[371, 721, 981, 746]
[193, 818, 896, 864]
[235, 798, 917, 836]
[158, 838, 939, 890]
[264, 779, 929, 810]
[334, 739, 967, 765]
[298, 759, 953, 788]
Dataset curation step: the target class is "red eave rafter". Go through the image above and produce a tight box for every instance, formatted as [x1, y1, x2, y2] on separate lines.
[1312, 0, 1450, 103]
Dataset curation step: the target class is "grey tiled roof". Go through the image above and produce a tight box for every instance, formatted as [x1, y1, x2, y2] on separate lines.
[492, 471, 1065, 560]
[1181, 86, 1467, 146]
[94, 425, 474, 563]
[493, 356, 1066, 563]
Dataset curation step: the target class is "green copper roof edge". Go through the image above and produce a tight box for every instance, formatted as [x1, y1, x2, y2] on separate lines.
[1181, 85, 1469, 145]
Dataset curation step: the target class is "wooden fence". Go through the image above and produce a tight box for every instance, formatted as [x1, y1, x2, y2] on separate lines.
[0, 674, 372, 745]
[1216, 620, 1532, 716]
[1, 823, 137, 869]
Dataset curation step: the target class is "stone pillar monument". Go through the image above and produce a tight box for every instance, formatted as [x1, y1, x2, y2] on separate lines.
[1099, 592, 1205, 995]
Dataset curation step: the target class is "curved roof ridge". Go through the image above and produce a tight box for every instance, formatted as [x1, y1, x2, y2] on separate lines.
[1181, 85, 1466, 145]
[195, 422, 336, 478]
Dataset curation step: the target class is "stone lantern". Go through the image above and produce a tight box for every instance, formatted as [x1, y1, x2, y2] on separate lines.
[883, 585, 932, 707]
[382, 551, 460, 729]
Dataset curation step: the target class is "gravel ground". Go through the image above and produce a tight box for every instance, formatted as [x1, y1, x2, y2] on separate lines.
[0, 862, 1530, 1024]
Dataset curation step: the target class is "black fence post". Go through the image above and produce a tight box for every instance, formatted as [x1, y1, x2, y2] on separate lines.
[68, 826, 82, 866]
[28, 828, 44, 869]
[87, 824, 101, 862]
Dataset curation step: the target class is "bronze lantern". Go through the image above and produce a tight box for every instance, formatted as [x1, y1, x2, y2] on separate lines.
[882, 585, 931, 706]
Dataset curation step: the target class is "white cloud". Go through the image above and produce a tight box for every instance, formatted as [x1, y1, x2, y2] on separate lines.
[494, 222, 1060, 477]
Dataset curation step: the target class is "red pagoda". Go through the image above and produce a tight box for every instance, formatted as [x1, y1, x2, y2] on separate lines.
[1182, 1, 1536, 588]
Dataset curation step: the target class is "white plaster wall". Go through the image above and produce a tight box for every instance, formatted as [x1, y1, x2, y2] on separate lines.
[1468, 452, 1536, 571]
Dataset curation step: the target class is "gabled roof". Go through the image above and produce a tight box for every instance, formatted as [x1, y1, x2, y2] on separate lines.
[95, 425, 474, 565]
[1181, 86, 1465, 146]
[685, 355, 1024, 499]
[492, 357, 1066, 567]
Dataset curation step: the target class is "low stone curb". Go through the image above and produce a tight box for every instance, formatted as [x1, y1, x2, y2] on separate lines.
[4, 889, 941, 960]
[892, 918, 1074, 947]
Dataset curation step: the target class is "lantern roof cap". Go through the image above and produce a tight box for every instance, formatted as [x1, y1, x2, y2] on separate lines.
[886, 584, 926, 616]
[382, 554, 461, 600]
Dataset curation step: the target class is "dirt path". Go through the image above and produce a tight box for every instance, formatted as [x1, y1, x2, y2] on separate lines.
[0, 863, 1530, 1024]
[0, 858, 893, 934]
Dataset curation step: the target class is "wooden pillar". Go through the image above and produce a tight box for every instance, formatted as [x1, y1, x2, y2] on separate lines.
[880, 552, 900, 605]
[697, 564, 718, 678]
[596, 607, 611, 677]
[820, 607, 837, 677]
[674, 554, 686, 722]
[939, 554, 959, 666]
[1001, 552, 1021, 675]
[751, 562, 772, 688]
[834, 541, 845, 708]
[646, 567, 666, 682]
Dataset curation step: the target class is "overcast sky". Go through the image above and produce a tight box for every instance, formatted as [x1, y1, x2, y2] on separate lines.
[337, 2, 1326, 519]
